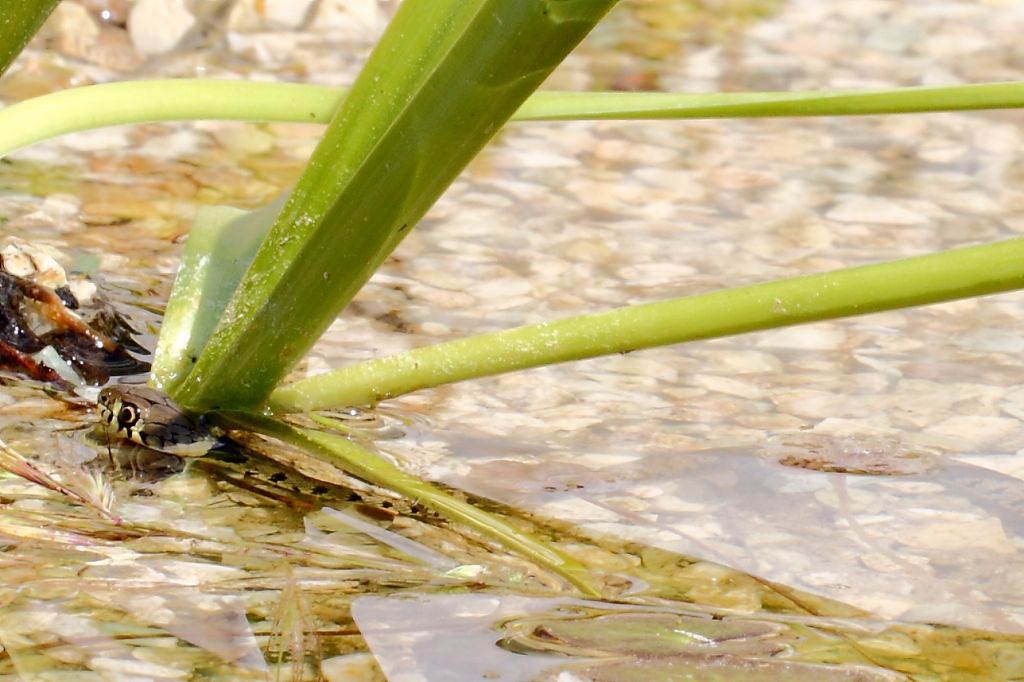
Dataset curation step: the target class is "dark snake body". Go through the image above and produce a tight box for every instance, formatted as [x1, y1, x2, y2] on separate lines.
[96, 385, 439, 519]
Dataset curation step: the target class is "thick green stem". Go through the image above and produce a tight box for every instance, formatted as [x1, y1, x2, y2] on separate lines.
[0, 0, 59, 78]
[271, 237, 1024, 411]
[172, 0, 619, 411]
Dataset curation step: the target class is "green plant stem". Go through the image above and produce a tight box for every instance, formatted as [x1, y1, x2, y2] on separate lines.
[4, 80, 1024, 157]
[512, 82, 1024, 120]
[217, 411, 602, 597]
[172, 0, 619, 412]
[0, 80, 345, 157]
[271, 238, 1024, 412]
[0, 0, 60, 78]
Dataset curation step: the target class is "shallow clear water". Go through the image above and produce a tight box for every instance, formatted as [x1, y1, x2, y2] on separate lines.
[0, 0, 1023, 679]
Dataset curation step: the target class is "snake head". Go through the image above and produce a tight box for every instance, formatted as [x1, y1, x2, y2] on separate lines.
[98, 384, 216, 457]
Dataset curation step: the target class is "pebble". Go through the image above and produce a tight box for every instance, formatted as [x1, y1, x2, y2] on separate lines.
[321, 653, 384, 682]
[128, 0, 196, 56]
[692, 373, 765, 400]
[228, 0, 318, 31]
[899, 518, 1013, 554]
[313, 0, 387, 32]
[825, 196, 930, 225]
[929, 416, 1024, 449]
[755, 325, 846, 351]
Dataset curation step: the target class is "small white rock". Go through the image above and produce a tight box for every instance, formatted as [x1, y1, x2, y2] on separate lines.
[693, 373, 765, 400]
[129, 0, 196, 56]
[755, 325, 846, 351]
[826, 196, 929, 225]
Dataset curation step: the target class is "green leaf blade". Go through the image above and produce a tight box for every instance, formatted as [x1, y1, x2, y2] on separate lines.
[0, 0, 59, 79]
[173, 0, 619, 411]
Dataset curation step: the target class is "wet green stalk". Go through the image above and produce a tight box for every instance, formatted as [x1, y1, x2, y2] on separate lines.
[170, 0, 619, 411]
[218, 412, 602, 597]
[271, 237, 1024, 411]
[0, 0, 59, 78]
[4, 80, 1024, 157]
[512, 82, 1024, 120]
[0, 81, 346, 157]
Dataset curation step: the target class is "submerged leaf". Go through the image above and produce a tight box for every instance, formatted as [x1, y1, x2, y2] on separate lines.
[499, 608, 787, 659]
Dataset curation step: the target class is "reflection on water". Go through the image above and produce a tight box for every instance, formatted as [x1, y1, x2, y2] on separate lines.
[434, 427, 1024, 634]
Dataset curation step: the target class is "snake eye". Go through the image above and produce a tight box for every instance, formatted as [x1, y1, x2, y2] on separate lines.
[98, 391, 109, 406]
[118, 404, 140, 427]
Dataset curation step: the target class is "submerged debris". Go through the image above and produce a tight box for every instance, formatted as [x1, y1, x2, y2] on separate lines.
[764, 432, 939, 476]
[0, 237, 150, 385]
[0, 435, 119, 522]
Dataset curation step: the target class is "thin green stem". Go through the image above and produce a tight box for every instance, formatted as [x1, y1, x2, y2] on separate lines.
[270, 237, 1024, 412]
[4, 80, 1024, 157]
[0, 80, 345, 157]
[218, 411, 603, 597]
[513, 81, 1024, 120]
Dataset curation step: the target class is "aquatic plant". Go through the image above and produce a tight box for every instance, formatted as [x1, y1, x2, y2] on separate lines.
[0, 0, 59, 79]
[3, 3, 1024, 418]
[4, 2, 1024, 678]
[3, 0, 1024, 624]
